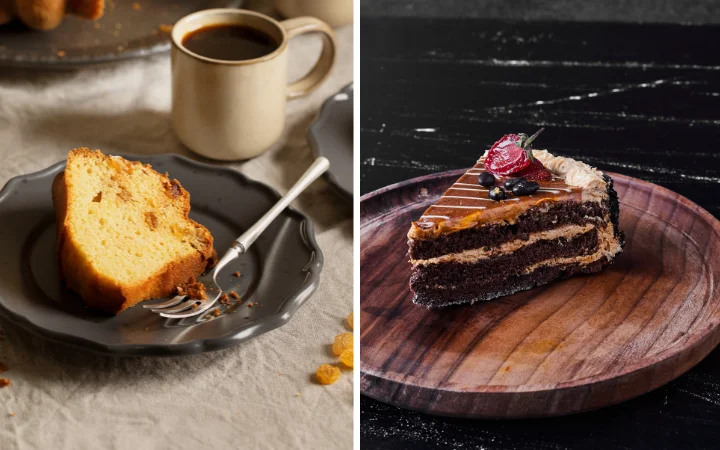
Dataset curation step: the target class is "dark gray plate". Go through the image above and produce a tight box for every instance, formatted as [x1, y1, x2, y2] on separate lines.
[0, 154, 323, 356]
[0, 0, 242, 69]
[308, 83, 353, 200]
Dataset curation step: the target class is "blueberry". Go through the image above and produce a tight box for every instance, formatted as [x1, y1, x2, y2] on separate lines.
[488, 186, 506, 201]
[504, 177, 526, 190]
[477, 172, 495, 187]
[512, 180, 540, 196]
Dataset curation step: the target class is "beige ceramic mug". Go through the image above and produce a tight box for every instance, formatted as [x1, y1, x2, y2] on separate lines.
[171, 9, 337, 161]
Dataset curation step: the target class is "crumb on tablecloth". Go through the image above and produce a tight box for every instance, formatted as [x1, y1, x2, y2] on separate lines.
[0, 378, 10, 388]
[315, 364, 341, 385]
[132, 2, 141, 10]
[159, 24, 173, 33]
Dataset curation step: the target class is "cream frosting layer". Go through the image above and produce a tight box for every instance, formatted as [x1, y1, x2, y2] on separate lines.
[419, 223, 621, 290]
[532, 150, 607, 202]
[410, 223, 596, 266]
[522, 222, 621, 273]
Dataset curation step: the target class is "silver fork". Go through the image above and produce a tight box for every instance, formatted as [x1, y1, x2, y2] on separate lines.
[144, 157, 330, 319]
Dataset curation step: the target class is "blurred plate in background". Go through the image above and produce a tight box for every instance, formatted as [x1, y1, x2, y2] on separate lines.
[308, 83, 353, 200]
[0, 0, 243, 69]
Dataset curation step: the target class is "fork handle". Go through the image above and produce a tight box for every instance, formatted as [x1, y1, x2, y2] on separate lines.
[223, 157, 330, 263]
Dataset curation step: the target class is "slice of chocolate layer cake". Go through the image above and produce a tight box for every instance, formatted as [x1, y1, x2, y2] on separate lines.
[408, 130, 624, 307]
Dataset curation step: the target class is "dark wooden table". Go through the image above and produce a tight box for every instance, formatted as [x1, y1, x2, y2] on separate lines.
[360, 16, 720, 450]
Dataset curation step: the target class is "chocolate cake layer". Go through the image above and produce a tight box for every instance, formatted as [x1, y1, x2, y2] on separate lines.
[412, 258, 610, 308]
[411, 228, 598, 290]
[603, 174, 625, 246]
[409, 200, 608, 260]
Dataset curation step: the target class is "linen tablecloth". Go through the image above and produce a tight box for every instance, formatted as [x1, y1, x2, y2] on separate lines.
[0, 8, 353, 449]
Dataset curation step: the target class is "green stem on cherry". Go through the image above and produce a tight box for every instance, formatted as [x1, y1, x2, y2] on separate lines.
[524, 128, 545, 147]
[517, 127, 545, 162]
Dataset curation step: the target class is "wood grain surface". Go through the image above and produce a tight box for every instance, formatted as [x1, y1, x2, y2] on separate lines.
[360, 170, 720, 418]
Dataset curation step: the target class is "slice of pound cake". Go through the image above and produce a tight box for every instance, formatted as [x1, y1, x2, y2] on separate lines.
[52, 149, 216, 314]
[408, 129, 624, 307]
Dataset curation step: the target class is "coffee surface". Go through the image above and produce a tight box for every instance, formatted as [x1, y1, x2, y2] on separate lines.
[181, 24, 278, 61]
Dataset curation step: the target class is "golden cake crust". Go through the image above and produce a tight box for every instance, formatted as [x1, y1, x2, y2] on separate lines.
[66, 0, 103, 20]
[15, 0, 66, 30]
[52, 148, 216, 315]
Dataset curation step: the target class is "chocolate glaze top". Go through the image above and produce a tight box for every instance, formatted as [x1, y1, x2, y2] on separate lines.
[409, 156, 586, 240]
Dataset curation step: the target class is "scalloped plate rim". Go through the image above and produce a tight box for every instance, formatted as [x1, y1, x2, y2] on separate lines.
[0, 153, 323, 356]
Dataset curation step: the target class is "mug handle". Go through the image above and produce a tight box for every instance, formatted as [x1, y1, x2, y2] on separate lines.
[281, 17, 337, 99]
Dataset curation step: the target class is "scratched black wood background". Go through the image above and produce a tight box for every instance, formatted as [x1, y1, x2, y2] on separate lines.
[360, 10, 720, 450]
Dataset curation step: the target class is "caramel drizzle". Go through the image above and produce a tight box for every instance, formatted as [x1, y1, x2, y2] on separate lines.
[443, 195, 494, 201]
[443, 194, 520, 202]
[416, 158, 582, 226]
[420, 214, 450, 220]
[447, 187, 489, 191]
[430, 205, 487, 210]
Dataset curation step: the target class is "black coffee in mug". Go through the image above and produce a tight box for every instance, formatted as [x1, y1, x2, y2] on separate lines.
[181, 24, 278, 61]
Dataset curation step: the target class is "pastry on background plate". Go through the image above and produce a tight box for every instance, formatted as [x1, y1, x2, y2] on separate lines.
[3, 0, 104, 30]
[408, 129, 624, 307]
[52, 149, 216, 314]
[0, 0, 13, 25]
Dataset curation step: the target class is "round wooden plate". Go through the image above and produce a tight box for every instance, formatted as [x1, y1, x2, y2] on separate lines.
[360, 170, 720, 418]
